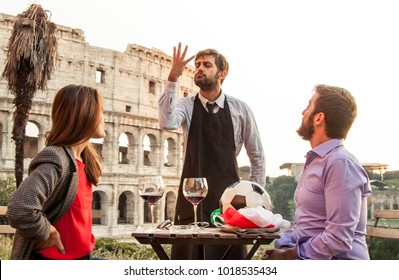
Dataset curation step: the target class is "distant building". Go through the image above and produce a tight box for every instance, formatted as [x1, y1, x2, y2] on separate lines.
[362, 163, 389, 181]
[0, 12, 197, 239]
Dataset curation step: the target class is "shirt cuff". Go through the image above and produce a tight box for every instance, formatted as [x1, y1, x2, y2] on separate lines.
[275, 229, 295, 248]
[165, 81, 178, 93]
[296, 235, 312, 260]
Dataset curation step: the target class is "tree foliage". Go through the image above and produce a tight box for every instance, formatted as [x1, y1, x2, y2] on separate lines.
[266, 175, 297, 222]
[383, 170, 399, 181]
[1, 4, 58, 187]
[2, 4, 57, 93]
[0, 177, 16, 206]
[366, 170, 381, 181]
[279, 163, 293, 170]
[368, 237, 399, 260]
[0, 177, 16, 226]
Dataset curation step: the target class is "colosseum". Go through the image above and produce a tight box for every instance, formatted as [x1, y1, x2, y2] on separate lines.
[0, 12, 198, 239]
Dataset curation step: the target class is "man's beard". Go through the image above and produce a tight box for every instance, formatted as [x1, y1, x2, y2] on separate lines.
[194, 72, 219, 91]
[296, 117, 314, 141]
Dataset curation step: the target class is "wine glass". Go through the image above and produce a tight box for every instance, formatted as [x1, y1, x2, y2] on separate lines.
[182, 177, 208, 230]
[138, 176, 165, 226]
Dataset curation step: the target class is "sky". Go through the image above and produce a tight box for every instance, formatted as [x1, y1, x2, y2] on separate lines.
[2, 0, 399, 177]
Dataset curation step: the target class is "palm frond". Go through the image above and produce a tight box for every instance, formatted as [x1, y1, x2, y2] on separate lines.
[1, 4, 58, 96]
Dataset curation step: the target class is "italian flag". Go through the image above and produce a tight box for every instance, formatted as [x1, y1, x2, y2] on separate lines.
[221, 206, 290, 229]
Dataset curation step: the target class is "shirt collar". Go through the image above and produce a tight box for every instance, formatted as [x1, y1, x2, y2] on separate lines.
[310, 138, 344, 158]
[198, 91, 225, 109]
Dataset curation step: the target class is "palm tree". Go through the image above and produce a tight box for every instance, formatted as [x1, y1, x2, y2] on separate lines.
[2, 4, 57, 187]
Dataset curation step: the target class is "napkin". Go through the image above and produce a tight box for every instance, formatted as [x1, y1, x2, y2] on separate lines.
[219, 206, 290, 229]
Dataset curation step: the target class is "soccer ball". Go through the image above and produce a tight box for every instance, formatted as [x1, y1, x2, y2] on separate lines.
[219, 180, 272, 213]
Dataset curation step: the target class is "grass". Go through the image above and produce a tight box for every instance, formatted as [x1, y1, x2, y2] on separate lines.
[0, 234, 13, 260]
[93, 238, 163, 260]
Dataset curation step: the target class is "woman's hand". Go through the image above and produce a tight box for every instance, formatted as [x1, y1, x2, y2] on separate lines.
[35, 225, 65, 254]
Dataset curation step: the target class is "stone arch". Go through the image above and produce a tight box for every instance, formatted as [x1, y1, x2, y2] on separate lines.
[0, 122, 3, 158]
[117, 190, 135, 224]
[24, 121, 39, 158]
[118, 131, 136, 165]
[143, 133, 160, 167]
[142, 197, 162, 224]
[90, 132, 105, 159]
[180, 142, 185, 167]
[165, 191, 177, 220]
[143, 198, 150, 223]
[163, 137, 177, 167]
[101, 128, 113, 161]
[118, 132, 129, 164]
[394, 196, 399, 210]
[92, 190, 108, 225]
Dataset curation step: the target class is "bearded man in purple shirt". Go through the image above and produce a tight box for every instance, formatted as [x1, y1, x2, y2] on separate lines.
[263, 84, 371, 260]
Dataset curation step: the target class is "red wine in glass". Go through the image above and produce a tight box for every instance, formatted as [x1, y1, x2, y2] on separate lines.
[140, 194, 163, 205]
[182, 177, 208, 229]
[138, 176, 165, 225]
[184, 194, 206, 205]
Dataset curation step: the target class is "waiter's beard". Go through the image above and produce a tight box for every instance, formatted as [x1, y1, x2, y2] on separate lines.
[195, 72, 219, 91]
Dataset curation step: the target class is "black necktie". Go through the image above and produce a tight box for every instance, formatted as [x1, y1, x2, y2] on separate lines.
[206, 102, 218, 114]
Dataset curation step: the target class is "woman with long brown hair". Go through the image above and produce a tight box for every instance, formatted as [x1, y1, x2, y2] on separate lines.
[7, 84, 105, 260]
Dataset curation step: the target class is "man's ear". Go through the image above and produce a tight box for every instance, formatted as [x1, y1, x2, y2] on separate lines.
[313, 112, 325, 126]
[219, 70, 228, 81]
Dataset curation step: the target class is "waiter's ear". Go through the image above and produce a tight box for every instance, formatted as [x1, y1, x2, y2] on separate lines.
[219, 70, 228, 81]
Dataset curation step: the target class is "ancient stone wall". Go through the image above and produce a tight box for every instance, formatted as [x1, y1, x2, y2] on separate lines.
[0, 12, 197, 238]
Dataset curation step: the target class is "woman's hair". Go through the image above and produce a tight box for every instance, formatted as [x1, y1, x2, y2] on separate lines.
[46, 84, 103, 185]
[313, 84, 357, 139]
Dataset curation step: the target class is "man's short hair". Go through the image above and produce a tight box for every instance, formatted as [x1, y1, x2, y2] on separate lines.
[195, 49, 229, 73]
[313, 84, 357, 139]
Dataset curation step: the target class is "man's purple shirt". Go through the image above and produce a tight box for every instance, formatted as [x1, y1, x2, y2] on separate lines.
[276, 139, 371, 259]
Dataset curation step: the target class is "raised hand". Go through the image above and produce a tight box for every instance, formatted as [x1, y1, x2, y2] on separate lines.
[168, 42, 195, 82]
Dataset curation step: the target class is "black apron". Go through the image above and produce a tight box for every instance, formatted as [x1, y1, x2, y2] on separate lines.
[171, 94, 246, 260]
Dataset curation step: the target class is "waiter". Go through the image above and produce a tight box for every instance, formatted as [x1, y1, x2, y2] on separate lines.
[158, 43, 265, 259]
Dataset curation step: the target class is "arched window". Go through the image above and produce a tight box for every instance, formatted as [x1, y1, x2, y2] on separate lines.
[90, 137, 104, 158]
[143, 135, 151, 166]
[118, 192, 127, 224]
[163, 138, 177, 167]
[118, 133, 129, 164]
[92, 192, 102, 225]
[24, 122, 39, 158]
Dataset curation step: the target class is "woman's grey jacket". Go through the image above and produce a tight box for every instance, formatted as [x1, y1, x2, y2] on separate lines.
[7, 146, 78, 260]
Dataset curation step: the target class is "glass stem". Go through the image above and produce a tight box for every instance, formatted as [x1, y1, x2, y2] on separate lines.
[193, 204, 198, 226]
[150, 204, 155, 225]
